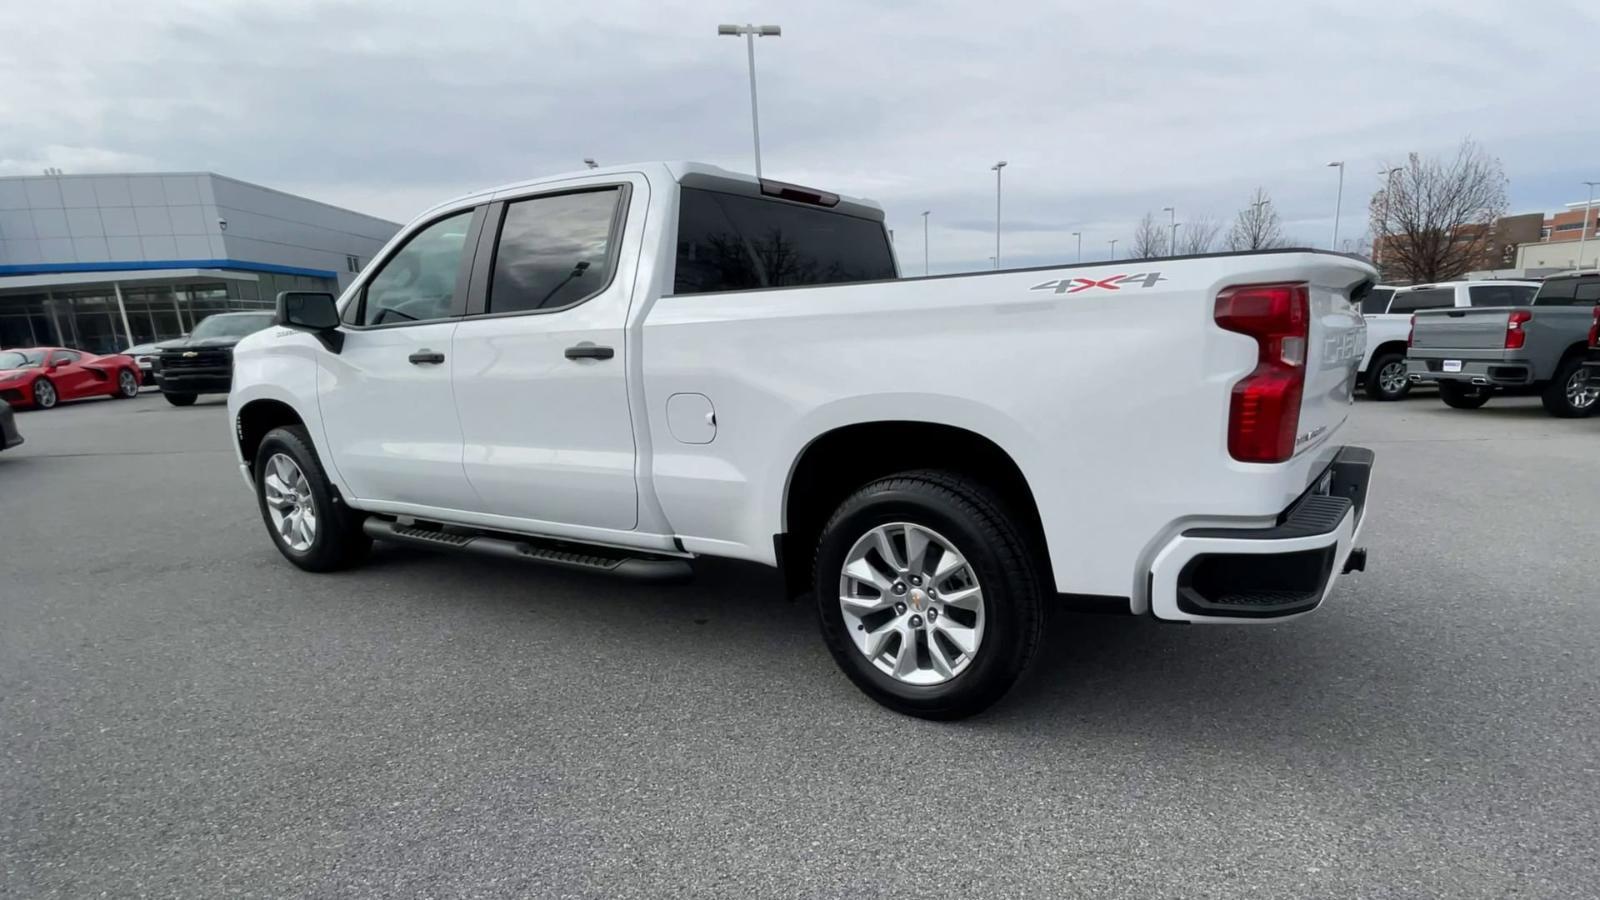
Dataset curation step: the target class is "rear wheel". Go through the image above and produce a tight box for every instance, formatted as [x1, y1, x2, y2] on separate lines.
[1540, 356, 1599, 418]
[163, 392, 197, 407]
[114, 368, 140, 398]
[813, 470, 1043, 720]
[32, 378, 58, 410]
[254, 425, 370, 572]
[1439, 381, 1492, 410]
[1364, 353, 1411, 401]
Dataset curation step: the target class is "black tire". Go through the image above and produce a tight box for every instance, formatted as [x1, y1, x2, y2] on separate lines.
[1439, 381, 1492, 410]
[163, 392, 197, 407]
[32, 377, 58, 410]
[113, 368, 140, 399]
[813, 470, 1044, 720]
[1364, 353, 1411, 401]
[253, 425, 370, 572]
[1539, 355, 1599, 419]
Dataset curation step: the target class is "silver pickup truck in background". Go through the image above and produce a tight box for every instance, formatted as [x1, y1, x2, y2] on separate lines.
[1407, 271, 1600, 417]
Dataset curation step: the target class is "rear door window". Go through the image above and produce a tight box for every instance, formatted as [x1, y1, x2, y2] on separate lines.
[1361, 288, 1394, 314]
[673, 188, 896, 295]
[1469, 285, 1536, 307]
[1388, 288, 1454, 314]
[486, 188, 623, 315]
[1532, 277, 1600, 306]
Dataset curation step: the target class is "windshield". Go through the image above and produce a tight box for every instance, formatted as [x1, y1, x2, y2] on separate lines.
[0, 350, 46, 370]
[189, 313, 275, 340]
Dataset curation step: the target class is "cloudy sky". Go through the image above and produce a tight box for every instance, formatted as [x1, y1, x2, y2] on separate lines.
[3, 0, 1597, 272]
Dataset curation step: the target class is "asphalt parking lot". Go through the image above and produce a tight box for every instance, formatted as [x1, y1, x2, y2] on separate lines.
[3, 393, 1598, 899]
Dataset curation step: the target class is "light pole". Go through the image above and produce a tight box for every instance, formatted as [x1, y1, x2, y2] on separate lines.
[1376, 166, 1401, 268]
[921, 210, 931, 276]
[1163, 206, 1178, 256]
[717, 23, 781, 179]
[1578, 181, 1598, 270]
[1071, 231, 1082, 262]
[1327, 161, 1345, 250]
[1108, 238, 1118, 260]
[990, 161, 1007, 268]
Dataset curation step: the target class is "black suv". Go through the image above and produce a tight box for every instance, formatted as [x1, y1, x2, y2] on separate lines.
[155, 311, 277, 406]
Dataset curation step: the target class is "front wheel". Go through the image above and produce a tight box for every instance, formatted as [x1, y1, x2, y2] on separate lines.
[114, 368, 140, 398]
[1540, 357, 1599, 418]
[813, 470, 1043, 720]
[1439, 381, 1492, 410]
[163, 392, 197, 407]
[1364, 353, 1411, 401]
[254, 425, 370, 572]
[32, 378, 58, 410]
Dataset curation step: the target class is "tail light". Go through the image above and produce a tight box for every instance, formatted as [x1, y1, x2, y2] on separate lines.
[1408, 314, 1417, 347]
[1588, 306, 1599, 349]
[1214, 282, 1309, 464]
[1505, 309, 1533, 350]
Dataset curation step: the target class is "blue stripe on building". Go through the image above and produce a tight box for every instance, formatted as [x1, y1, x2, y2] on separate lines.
[0, 259, 339, 281]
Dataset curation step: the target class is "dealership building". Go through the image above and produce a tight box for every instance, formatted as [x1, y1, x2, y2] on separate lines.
[0, 172, 400, 352]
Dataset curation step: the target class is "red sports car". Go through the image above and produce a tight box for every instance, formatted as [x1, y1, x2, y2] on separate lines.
[0, 347, 143, 410]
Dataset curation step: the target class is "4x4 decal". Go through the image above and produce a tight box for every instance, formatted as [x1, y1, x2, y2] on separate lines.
[1030, 272, 1167, 294]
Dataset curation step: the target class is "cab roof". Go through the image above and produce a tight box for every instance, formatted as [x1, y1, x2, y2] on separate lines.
[416, 161, 884, 225]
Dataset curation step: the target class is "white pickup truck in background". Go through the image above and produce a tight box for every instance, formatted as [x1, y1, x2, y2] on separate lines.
[228, 162, 1376, 718]
[1358, 280, 1537, 400]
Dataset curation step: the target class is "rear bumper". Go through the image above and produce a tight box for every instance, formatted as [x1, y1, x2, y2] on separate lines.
[1406, 355, 1533, 387]
[1148, 446, 1374, 623]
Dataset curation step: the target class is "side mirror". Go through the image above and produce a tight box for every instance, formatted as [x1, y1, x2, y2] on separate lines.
[275, 291, 343, 353]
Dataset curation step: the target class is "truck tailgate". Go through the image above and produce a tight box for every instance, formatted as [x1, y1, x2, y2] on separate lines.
[1298, 281, 1366, 458]
[1411, 308, 1509, 350]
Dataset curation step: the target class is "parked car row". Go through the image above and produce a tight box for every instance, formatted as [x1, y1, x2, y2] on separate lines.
[1406, 271, 1600, 417]
[0, 311, 276, 413]
[1357, 280, 1538, 401]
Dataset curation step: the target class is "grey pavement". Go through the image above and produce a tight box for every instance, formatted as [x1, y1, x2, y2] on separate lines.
[2, 392, 1598, 898]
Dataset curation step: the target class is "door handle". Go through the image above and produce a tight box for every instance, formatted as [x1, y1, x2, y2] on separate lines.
[564, 344, 615, 360]
[408, 350, 446, 365]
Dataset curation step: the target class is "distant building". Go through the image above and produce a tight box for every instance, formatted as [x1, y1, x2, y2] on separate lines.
[1542, 200, 1600, 243]
[0, 172, 399, 351]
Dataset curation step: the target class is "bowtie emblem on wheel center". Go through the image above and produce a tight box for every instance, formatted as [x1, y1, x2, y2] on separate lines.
[908, 589, 927, 611]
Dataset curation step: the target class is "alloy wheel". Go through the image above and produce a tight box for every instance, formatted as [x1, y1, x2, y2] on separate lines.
[118, 370, 139, 397]
[262, 453, 318, 552]
[1565, 369, 1598, 410]
[838, 522, 985, 686]
[34, 380, 56, 408]
[1379, 361, 1407, 395]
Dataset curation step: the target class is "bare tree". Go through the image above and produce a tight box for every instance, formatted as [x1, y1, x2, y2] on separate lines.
[1226, 188, 1287, 251]
[1177, 215, 1222, 254]
[1368, 139, 1507, 282]
[1130, 211, 1169, 258]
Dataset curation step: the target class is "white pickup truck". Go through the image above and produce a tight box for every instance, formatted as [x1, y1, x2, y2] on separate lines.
[228, 162, 1376, 718]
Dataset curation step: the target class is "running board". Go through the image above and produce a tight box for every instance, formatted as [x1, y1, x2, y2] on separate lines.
[362, 519, 694, 583]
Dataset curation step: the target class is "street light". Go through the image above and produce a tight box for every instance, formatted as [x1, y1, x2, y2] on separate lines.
[1327, 161, 1345, 250]
[583, 158, 598, 169]
[1162, 206, 1178, 256]
[1071, 231, 1082, 263]
[990, 161, 1007, 268]
[1579, 181, 1599, 271]
[1376, 166, 1402, 268]
[717, 23, 782, 179]
[921, 210, 931, 276]
[1108, 238, 1118, 260]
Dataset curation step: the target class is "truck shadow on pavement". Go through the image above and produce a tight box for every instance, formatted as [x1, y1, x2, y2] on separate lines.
[357, 544, 1418, 750]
